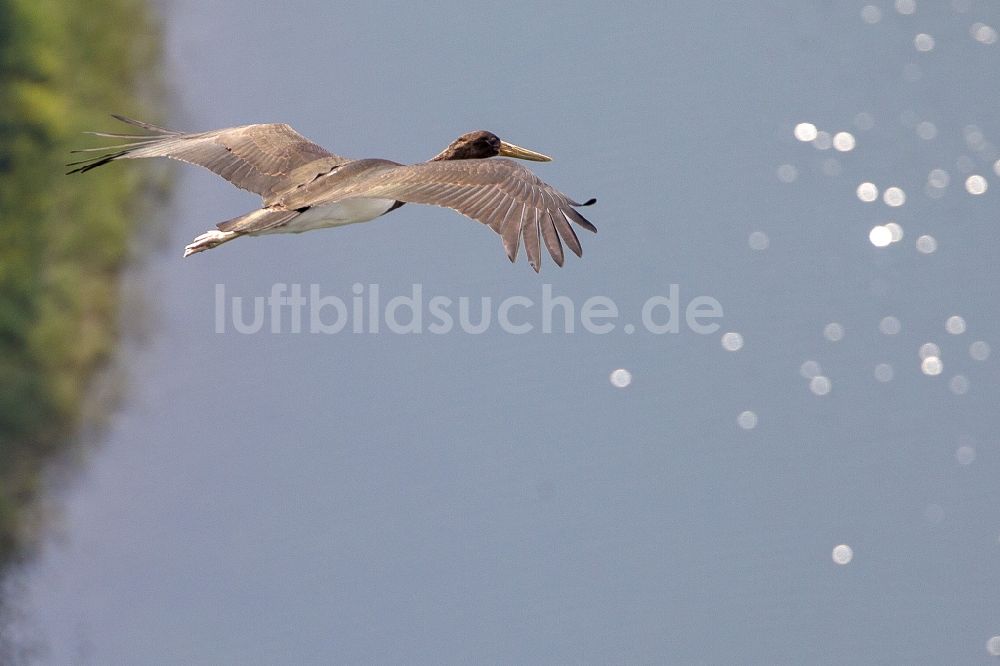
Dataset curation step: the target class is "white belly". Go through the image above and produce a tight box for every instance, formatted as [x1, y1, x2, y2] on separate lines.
[257, 198, 396, 235]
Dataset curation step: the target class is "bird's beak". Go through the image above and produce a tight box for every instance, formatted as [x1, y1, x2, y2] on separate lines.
[498, 141, 552, 162]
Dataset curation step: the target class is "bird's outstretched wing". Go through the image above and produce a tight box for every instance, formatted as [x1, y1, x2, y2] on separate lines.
[67, 115, 349, 202]
[285, 158, 597, 272]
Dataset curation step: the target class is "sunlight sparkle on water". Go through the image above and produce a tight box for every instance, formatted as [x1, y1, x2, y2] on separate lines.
[875, 363, 894, 382]
[880, 316, 902, 335]
[794, 122, 817, 142]
[994, 159, 1000, 178]
[921, 356, 943, 376]
[914, 33, 935, 51]
[800, 360, 822, 379]
[869, 225, 892, 247]
[895, 0, 916, 14]
[833, 132, 855, 151]
[965, 174, 988, 194]
[777, 164, 798, 183]
[810, 375, 832, 395]
[737, 410, 758, 430]
[946, 315, 966, 335]
[885, 222, 904, 242]
[916, 121, 937, 140]
[972, 23, 998, 44]
[861, 5, 881, 23]
[919, 342, 941, 359]
[748, 231, 769, 250]
[832, 544, 853, 565]
[857, 182, 879, 202]
[987, 636, 1000, 656]
[883, 186, 906, 206]
[928, 168, 949, 188]
[916, 234, 937, 253]
[969, 340, 991, 361]
[963, 124, 984, 148]
[956, 445, 976, 465]
[824, 322, 845, 342]
[949, 375, 970, 395]
[721, 331, 744, 351]
[609, 368, 632, 388]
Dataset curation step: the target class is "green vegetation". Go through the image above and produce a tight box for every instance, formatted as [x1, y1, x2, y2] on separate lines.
[0, 0, 164, 565]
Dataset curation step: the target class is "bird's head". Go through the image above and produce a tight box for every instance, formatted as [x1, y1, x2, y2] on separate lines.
[430, 131, 552, 162]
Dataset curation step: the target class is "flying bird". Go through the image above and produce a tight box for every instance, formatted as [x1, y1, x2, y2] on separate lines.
[68, 116, 597, 271]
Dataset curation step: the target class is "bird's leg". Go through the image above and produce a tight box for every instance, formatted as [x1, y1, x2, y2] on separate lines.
[183, 229, 240, 257]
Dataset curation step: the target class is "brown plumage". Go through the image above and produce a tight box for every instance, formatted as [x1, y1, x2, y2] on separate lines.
[68, 116, 597, 271]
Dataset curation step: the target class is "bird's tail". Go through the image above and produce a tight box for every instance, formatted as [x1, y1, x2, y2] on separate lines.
[215, 208, 299, 234]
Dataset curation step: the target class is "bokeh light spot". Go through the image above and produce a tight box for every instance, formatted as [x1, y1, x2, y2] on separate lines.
[721, 331, 744, 351]
[919, 342, 941, 359]
[857, 182, 879, 202]
[800, 360, 822, 379]
[928, 168, 949, 188]
[748, 231, 770, 250]
[916, 121, 937, 139]
[810, 375, 832, 395]
[956, 445, 976, 464]
[833, 132, 856, 151]
[861, 5, 882, 23]
[914, 33, 935, 51]
[737, 410, 758, 430]
[972, 23, 998, 44]
[885, 222, 904, 242]
[883, 186, 906, 206]
[824, 322, 845, 342]
[949, 375, 970, 395]
[946, 315, 966, 335]
[963, 124, 985, 148]
[965, 174, 988, 194]
[832, 544, 853, 565]
[793, 122, 817, 142]
[880, 316, 902, 335]
[875, 363, 894, 382]
[869, 225, 892, 247]
[777, 164, 798, 183]
[609, 368, 632, 388]
[969, 340, 991, 361]
[921, 356, 943, 376]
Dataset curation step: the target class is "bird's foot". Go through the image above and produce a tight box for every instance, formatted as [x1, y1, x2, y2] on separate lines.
[183, 229, 236, 257]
